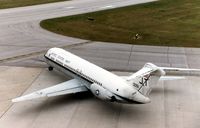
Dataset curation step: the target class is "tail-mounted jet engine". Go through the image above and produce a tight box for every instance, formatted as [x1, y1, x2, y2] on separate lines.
[90, 83, 116, 102]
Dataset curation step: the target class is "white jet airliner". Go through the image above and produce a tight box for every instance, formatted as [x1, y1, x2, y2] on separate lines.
[12, 48, 200, 104]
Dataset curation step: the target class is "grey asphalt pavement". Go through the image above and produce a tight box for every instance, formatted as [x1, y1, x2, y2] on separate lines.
[1, 67, 200, 128]
[0, 0, 200, 128]
[0, 0, 199, 71]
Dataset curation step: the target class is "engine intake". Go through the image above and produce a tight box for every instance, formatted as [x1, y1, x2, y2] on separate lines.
[90, 83, 115, 101]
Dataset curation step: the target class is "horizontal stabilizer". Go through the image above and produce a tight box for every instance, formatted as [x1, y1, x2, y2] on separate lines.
[160, 76, 185, 81]
[160, 67, 200, 76]
[161, 67, 200, 72]
[12, 79, 88, 102]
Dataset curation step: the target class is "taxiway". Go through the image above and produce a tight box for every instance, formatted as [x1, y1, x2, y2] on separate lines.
[0, 67, 200, 128]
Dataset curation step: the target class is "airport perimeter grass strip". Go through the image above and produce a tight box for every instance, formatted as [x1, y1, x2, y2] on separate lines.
[0, 0, 67, 9]
[41, 0, 200, 47]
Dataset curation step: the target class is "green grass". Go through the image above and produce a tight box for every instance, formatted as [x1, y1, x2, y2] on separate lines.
[0, 0, 67, 9]
[41, 0, 200, 47]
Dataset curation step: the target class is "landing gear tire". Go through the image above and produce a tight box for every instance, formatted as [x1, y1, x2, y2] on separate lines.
[110, 96, 116, 102]
[48, 66, 53, 71]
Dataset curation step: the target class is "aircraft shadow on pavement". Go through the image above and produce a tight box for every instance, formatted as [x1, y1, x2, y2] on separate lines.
[17, 92, 94, 113]
[16, 92, 148, 119]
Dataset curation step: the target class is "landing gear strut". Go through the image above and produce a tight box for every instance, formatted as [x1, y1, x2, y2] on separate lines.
[48, 66, 53, 71]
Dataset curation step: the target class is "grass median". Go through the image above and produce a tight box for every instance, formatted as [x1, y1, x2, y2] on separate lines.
[41, 0, 200, 47]
[0, 0, 67, 9]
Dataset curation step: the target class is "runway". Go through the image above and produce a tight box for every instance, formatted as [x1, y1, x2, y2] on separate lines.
[0, 0, 200, 128]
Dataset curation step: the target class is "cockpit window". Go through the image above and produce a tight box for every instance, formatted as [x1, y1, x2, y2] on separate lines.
[51, 53, 57, 57]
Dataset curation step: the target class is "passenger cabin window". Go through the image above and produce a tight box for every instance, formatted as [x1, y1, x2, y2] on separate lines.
[65, 60, 70, 63]
[57, 56, 64, 61]
[56, 55, 64, 65]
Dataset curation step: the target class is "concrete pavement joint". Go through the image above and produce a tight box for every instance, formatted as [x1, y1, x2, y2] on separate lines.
[0, 41, 94, 64]
[0, 68, 43, 120]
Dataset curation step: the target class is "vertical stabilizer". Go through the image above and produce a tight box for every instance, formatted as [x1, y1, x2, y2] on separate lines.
[126, 63, 165, 96]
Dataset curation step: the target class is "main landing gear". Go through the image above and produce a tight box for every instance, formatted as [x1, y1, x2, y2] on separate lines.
[48, 66, 53, 71]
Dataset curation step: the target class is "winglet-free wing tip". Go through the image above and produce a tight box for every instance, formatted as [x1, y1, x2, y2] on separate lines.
[11, 93, 42, 103]
[12, 98, 21, 103]
[12, 96, 29, 102]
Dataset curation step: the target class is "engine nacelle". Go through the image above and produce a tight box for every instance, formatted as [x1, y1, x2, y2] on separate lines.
[90, 83, 115, 101]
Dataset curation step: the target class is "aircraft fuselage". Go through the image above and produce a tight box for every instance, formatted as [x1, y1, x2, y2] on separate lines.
[44, 48, 150, 103]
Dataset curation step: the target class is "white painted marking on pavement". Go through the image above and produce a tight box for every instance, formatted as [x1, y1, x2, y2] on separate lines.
[100, 5, 114, 9]
[64, 6, 76, 9]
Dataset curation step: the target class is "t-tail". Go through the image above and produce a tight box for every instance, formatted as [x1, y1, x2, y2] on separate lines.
[123, 63, 200, 100]
[125, 63, 165, 97]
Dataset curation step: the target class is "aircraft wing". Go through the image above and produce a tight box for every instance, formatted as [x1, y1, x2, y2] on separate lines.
[12, 79, 88, 102]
